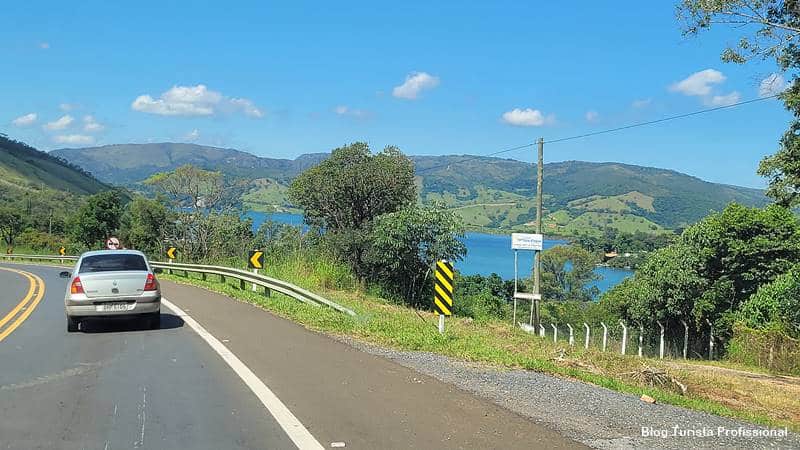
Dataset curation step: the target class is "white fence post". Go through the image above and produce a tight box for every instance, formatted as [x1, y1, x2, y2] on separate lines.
[539, 323, 545, 338]
[551, 323, 558, 343]
[638, 325, 644, 357]
[619, 321, 628, 356]
[657, 321, 665, 359]
[706, 318, 714, 360]
[681, 319, 689, 359]
[601, 322, 608, 352]
[583, 322, 590, 349]
[567, 324, 574, 347]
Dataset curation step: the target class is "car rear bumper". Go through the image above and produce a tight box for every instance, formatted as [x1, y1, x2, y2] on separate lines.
[65, 298, 161, 317]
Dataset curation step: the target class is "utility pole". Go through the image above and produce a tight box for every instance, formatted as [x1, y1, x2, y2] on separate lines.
[530, 137, 544, 328]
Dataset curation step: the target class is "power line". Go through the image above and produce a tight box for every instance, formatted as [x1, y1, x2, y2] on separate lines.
[545, 94, 780, 145]
[415, 143, 534, 174]
[414, 93, 781, 174]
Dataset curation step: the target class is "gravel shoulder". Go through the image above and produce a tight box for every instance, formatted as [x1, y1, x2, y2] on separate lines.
[338, 336, 800, 450]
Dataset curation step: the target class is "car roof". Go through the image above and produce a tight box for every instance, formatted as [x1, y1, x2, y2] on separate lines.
[80, 249, 147, 258]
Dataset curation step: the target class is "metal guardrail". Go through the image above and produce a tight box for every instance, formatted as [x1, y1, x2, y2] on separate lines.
[1, 254, 356, 317]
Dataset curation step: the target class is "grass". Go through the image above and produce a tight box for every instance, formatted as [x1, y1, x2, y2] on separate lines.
[160, 262, 799, 432]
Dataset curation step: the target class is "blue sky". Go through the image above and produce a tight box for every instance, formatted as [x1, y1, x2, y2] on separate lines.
[1, 1, 793, 188]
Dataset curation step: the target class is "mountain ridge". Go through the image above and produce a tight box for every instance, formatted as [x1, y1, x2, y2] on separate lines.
[51, 143, 769, 235]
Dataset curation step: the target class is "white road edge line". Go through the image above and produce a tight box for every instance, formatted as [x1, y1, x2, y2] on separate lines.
[161, 297, 325, 450]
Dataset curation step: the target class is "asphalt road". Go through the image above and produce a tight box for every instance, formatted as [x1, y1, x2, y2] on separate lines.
[0, 263, 583, 449]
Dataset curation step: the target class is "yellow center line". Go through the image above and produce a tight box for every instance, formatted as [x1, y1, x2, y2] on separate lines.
[0, 268, 46, 343]
[0, 267, 36, 329]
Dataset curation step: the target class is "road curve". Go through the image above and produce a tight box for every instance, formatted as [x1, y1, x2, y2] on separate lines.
[0, 263, 583, 449]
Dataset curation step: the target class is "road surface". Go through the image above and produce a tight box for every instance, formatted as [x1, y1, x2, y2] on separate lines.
[0, 263, 582, 449]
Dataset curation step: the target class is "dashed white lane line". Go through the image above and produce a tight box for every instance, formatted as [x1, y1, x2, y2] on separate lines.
[161, 297, 324, 450]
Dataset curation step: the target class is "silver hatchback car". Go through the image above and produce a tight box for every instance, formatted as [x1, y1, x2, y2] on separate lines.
[61, 250, 162, 332]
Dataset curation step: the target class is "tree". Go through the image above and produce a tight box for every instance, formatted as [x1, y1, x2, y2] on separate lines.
[119, 196, 170, 255]
[540, 245, 600, 302]
[67, 190, 126, 248]
[678, 0, 800, 206]
[602, 203, 800, 345]
[738, 265, 800, 337]
[368, 204, 466, 307]
[144, 164, 224, 211]
[288, 142, 416, 274]
[0, 207, 25, 248]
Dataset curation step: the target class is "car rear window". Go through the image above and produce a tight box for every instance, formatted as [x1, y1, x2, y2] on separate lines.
[79, 254, 148, 273]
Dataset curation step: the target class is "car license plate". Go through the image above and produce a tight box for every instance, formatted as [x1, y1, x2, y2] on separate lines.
[96, 303, 132, 312]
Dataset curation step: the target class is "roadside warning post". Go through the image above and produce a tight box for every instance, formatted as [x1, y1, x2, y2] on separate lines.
[433, 260, 454, 334]
[58, 246, 66, 256]
[166, 246, 177, 274]
[248, 250, 264, 292]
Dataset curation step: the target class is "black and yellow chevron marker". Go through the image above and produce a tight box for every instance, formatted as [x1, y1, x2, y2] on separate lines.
[433, 260, 454, 316]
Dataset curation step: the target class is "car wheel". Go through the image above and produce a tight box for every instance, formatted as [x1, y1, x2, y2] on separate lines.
[67, 316, 80, 333]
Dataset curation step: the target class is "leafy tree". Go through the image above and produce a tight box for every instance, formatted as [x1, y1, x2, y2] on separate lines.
[289, 142, 416, 274]
[602, 203, 800, 344]
[0, 207, 25, 248]
[119, 196, 170, 255]
[678, 0, 800, 206]
[540, 245, 600, 302]
[144, 164, 224, 210]
[738, 265, 800, 337]
[368, 204, 466, 307]
[67, 190, 126, 248]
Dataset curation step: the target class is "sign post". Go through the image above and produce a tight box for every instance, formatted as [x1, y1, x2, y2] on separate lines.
[105, 236, 121, 250]
[511, 233, 543, 326]
[433, 260, 454, 334]
[248, 250, 265, 292]
[58, 246, 66, 264]
[166, 246, 177, 274]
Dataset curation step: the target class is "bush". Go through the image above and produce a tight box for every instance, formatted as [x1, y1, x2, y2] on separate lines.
[738, 266, 800, 337]
[726, 325, 800, 375]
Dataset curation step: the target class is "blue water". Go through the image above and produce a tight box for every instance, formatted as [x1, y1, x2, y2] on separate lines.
[246, 211, 633, 293]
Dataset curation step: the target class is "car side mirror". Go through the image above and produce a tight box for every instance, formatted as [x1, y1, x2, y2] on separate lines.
[59, 271, 71, 278]
[153, 268, 163, 274]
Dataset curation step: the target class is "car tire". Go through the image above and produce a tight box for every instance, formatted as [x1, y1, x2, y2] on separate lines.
[67, 316, 79, 333]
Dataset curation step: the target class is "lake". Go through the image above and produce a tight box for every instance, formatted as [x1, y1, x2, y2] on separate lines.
[245, 211, 633, 294]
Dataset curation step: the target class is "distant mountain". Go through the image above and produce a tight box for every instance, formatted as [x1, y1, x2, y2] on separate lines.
[52, 143, 769, 235]
[52, 143, 327, 184]
[0, 135, 108, 199]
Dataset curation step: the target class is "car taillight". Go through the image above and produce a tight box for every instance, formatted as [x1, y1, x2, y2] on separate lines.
[70, 277, 84, 294]
[144, 273, 158, 291]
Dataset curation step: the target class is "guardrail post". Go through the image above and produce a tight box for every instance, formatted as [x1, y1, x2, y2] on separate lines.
[567, 324, 574, 346]
[657, 321, 665, 359]
[583, 322, 590, 349]
[220, 274, 225, 283]
[601, 322, 608, 352]
[619, 320, 627, 355]
[706, 318, 714, 360]
[201, 272, 206, 281]
[240, 279, 246, 290]
[551, 323, 557, 343]
[638, 325, 644, 358]
[264, 286, 271, 297]
[681, 319, 689, 359]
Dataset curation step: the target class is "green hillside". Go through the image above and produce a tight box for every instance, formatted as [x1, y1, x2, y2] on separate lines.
[51, 143, 769, 235]
[0, 135, 108, 199]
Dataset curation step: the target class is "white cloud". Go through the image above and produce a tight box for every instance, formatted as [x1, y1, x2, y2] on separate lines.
[11, 113, 37, 127]
[53, 134, 94, 145]
[392, 72, 440, 99]
[632, 98, 652, 108]
[759, 73, 789, 97]
[82, 115, 104, 132]
[43, 114, 74, 131]
[333, 105, 370, 119]
[501, 108, 554, 127]
[670, 69, 726, 96]
[59, 103, 75, 111]
[131, 84, 262, 117]
[184, 129, 200, 142]
[705, 91, 741, 107]
[585, 110, 599, 122]
[39, 42, 50, 49]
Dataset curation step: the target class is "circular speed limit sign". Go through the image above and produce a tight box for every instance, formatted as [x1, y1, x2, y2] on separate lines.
[106, 236, 121, 250]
